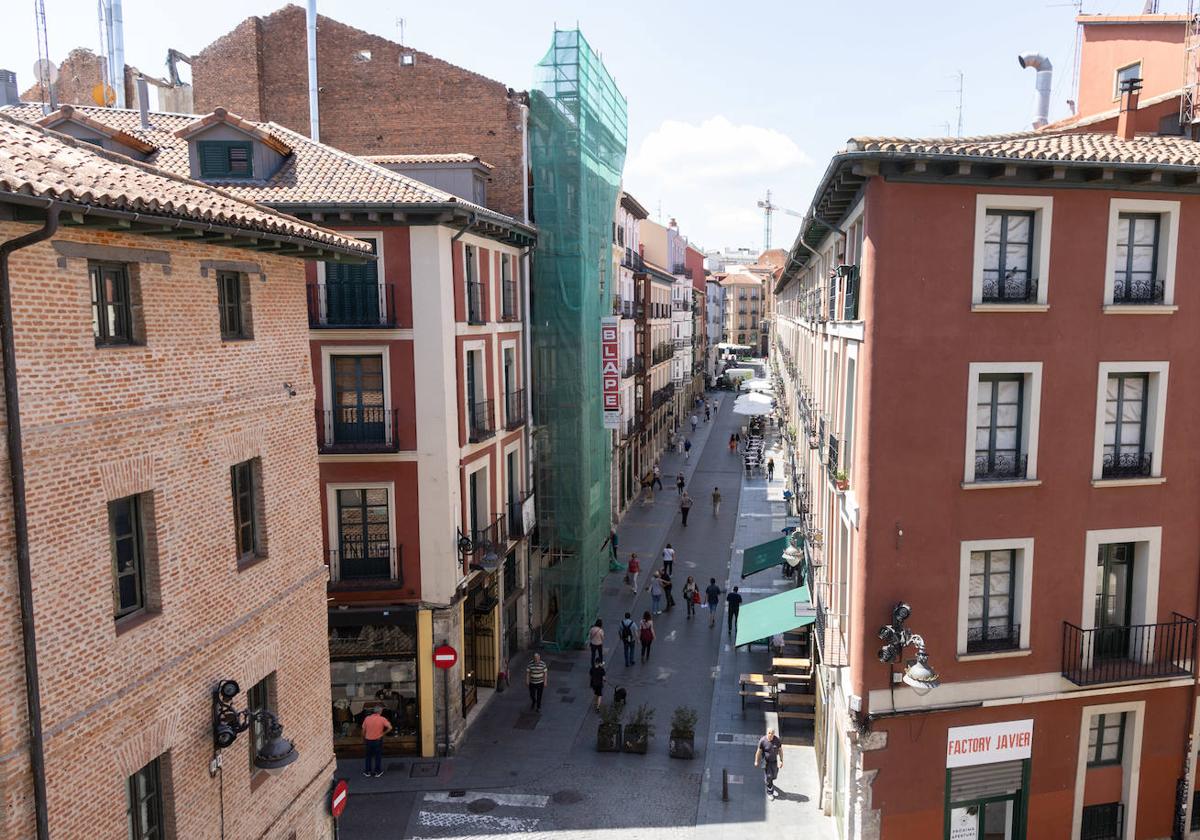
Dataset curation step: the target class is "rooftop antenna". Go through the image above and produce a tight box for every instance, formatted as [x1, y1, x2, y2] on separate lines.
[395, 17, 405, 44]
[938, 71, 964, 137]
[33, 0, 56, 112]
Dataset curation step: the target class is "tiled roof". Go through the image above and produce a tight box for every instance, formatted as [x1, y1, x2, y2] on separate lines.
[364, 153, 494, 169]
[36, 105, 157, 154]
[175, 107, 293, 155]
[1, 104, 527, 231]
[0, 113, 370, 256]
[845, 130, 1200, 168]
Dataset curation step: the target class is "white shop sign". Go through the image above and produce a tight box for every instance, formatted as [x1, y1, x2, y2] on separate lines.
[945, 719, 1033, 768]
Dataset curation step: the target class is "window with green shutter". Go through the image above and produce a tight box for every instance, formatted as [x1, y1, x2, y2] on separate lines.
[198, 141, 254, 179]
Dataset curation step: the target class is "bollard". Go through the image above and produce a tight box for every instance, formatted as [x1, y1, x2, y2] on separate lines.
[722, 768, 729, 801]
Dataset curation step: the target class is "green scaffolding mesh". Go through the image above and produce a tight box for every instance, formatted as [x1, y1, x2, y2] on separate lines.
[529, 30, 627, 649]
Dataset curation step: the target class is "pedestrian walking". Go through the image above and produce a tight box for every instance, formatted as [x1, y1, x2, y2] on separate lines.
[676, 472, 686, 495]
[712, 486, 722, 516]
[726, 586, 743, 635]
[704, 405, 711, 422]
[728, 434, 737, 453]
[661, 567, 675, 611]
[767, 457, 776, 482]
[680, 491, 693, 526]
[648, 572, 665, 615]
[588, 619, 605, 665]
[589, 660, 607, 711]
[627, 553, 641, 593]
[619, 612, 636, 666]
[754, 728, 784, 797]
[607, 529, 619, 563]
[526, 653, 548, 712]
[690, 414, 698, 433]
[661, 543, 675, 576]
[705, 578, 721, 627]
[652, 462, 663, 490]
[639, 611, 655, 662]
[684, 438, 692, 461]
[683, 576, 698, 619]
[361, 706, 392, 778]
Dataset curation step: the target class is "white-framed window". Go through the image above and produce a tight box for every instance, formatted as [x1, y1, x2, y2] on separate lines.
[1078, 526, 1162, 633]
[319, 345, 392, 449]
[1114, 61, 1143, 99]
[963, 362, 1043, 486]
[1102, 199, 1179, 310]
[1070, 700, 1144, 840]
[325, 481, 397, 583]
[956, 538, 1033, 657]
[1090, 362, 1168, 483]
[971, 195, 1052, 307]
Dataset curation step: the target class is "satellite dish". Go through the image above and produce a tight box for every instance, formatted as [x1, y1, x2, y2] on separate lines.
[32, 58, 58, 86]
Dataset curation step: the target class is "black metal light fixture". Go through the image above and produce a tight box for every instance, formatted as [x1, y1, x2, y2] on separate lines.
[457, 529, 500, 572]
[877, 602, 940, 696]
[211, 680, 299, 773]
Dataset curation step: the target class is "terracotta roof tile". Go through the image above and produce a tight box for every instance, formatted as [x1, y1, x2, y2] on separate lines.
[0, 113, 369, 255]
[364, 153, 494, 169]
[175, 107, 293, 155]
[36, 105, 157, 154]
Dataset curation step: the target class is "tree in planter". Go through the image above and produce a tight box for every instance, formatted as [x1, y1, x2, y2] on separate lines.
[835, 470, 849, 491]
[597, 702, 624, 753]
[622, 703, 656, 754]
[669, 706, 699, 759]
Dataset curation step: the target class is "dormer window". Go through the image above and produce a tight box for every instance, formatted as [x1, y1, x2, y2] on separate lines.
[198, 141, 253, 179]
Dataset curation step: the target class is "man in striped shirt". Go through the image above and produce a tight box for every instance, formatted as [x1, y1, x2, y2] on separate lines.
[526, 653, 548, 712]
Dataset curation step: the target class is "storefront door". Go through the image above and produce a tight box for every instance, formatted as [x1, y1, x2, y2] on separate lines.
[948, 796, 1020, 840]
[945, 721, 1032, 840]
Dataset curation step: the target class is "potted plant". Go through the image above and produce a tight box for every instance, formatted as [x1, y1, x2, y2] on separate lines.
[597, 702, 624, 753]
[669, 706, 698, 759]
[835, 470, 850, 491]
[622, 703, 656, 754]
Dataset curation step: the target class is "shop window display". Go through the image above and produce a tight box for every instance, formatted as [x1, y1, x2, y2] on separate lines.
[330, 623, 419, 754]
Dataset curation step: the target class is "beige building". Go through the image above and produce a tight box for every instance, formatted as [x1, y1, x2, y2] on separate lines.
[720, 271, 765, 350]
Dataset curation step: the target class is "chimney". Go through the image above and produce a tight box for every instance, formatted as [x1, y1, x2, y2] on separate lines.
[136, 76, 150, 128]
[1117, 76, 1142, 141]
[1017, 54, 1053, 129]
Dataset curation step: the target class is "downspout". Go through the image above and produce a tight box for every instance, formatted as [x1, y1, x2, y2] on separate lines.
[451, 212, 478, 244]
[518, 100, 537, 645]
[0, 203, 60, 840]
[1174, 561, 1200, 837]
[306, 0, 320, 142]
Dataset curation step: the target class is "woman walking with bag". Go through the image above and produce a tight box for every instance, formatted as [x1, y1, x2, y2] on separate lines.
[648, 572, 665, 615]
[639, 611, 656, 663]
[683, 576, 698, 620]
[627, 553, 640, 593]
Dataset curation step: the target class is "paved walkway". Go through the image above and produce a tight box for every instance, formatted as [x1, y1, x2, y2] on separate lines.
[336, 393, 834, 839]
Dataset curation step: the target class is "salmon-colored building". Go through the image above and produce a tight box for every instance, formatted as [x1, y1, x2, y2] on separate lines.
[773, 50, 1200, 840]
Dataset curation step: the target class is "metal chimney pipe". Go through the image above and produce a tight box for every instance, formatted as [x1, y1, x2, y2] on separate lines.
[1017, 54, 1053, 129]
[306, 0, 320, 141]
[136, 76, 150, 128]
[111, 0, 125, 108]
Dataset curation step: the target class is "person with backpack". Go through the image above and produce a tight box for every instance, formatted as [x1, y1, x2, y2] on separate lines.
[705, 578, 721, 628]
[639, 611, 656, 663]
[618, 612, 636, 666]
[754, 728, 784, 797]
[683, 576, 698, 619]
[684, 438, 692, 462]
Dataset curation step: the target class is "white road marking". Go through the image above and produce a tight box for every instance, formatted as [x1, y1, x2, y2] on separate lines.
[423, 791, 550, 808]
[418, 811, 540, 831]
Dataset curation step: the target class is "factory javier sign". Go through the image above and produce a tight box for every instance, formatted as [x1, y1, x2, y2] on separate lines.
[601, 316, 620, 428]
[945, 719, 1033, 768]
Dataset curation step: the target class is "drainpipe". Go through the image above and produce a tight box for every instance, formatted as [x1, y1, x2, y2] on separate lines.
[0, 203, 60, 840]
[518, 101, 537, 645]
[450, 212, 478, 244]
[1174, 560, 1200, 836]
[306, 0, 320, 142]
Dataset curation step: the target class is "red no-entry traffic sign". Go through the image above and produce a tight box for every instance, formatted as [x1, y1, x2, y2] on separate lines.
[433, 644, 458, 670]
[330, 779, 349, 818]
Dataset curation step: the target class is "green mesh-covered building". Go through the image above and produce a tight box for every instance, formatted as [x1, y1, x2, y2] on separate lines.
[529, 30, 627, 648]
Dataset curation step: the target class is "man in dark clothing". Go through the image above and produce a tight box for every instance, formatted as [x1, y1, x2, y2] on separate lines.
[726, 586, 743, 635]
[619, 612, 636, 666]
[705, 578, 721, 628]
[680, 492, 693, 526]
[754, 728, 784, 797]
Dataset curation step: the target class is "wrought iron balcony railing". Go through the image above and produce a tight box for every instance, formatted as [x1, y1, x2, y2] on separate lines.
[504, 388, 526, 430]
[973, 453, 1028, 482]
[469, 398, 496, 442]
[982, 274, 1038, 304]
[307, 282, 397, 328]
[507, 498, 526, 541]
[826, 433, 841, 475]
[1062, 613, 1195, 686]
[1112, 276, 1164, 305]
[466, 280, 486, 325]
[328, 543, 399, 585]
[317, 407, 401, 453]
[672, 263, 688, 275]
[966, 623, 1021, 654]
[464, 515, 506, 572]
[842, 265, 860, 320]
[1080, 802, 1123, 840]
[1101, 451, 1152, 479]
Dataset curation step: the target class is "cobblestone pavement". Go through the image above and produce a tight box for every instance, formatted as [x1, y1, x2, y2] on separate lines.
[337, 392, 835, 839]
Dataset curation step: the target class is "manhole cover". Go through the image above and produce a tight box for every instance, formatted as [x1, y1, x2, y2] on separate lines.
[551, 789, 583, 804]
[410, 761, 440, 778]
[467, 798, 497, 813]
[514, 712, 540, 730]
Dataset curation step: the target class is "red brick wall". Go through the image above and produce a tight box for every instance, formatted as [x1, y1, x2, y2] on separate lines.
[0, 220, 334, 840]
[192, 6, 527, 219]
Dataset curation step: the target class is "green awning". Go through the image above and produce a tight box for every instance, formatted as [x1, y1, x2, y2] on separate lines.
[741, 536, 788, 578]
[735, 584, 815, 647]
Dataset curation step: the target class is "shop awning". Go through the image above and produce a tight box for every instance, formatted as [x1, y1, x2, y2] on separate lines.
[734, 584, 815, 647]
[741, 536, 788, 578]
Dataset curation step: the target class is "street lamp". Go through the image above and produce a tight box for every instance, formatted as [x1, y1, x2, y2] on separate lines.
[877, 602, 940, 696]
[211, 680, 298, 773]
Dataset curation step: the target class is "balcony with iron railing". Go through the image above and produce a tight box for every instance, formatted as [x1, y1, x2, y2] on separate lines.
[328, 543, 400, 587]
[1112, 276, 1164, 306]
[826, 433, 841, 477]
[622, 248, 645, 273]
[500, 279, 520, 321]
[1080, 802, 1123, 840]
[983, 273, 1038, 305]
[468, 398, 496, 443]
[316, 406, 401, 453]
[672, 262, 688, 275]
[467, 280, 486, 325]
[1061, 612, 1195, 686]
[974, 453, 1029, 482]
[673, 300, 692, 312]
[507, 496, 527, 541]
[841, 265, 860, 320]
[504, 388, 526, 430]
[966, 623, 1022, 654]
[307, 282, 398, 328]
[463, 514, 506, 573]
[1101, 451, 1152, 480]
[673, 337, 692, 349]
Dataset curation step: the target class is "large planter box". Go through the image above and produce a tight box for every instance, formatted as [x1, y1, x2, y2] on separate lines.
[597, 724, 622, 753]
[668, 730, 695, 759]
[622, 724, 650, 754]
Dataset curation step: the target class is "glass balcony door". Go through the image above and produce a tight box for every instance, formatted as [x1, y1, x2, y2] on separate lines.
[336, 488, 391, 580]
[1094, 543, 1134, 660]
[332, 355, 386, 446]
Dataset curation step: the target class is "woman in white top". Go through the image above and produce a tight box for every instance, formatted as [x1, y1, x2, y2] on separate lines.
[589, 619, 605, 665]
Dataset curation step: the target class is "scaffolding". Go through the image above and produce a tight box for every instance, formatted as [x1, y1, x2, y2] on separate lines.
[529, 30, 628, 649]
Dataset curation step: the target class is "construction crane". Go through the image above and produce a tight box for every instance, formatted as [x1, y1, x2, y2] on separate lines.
[1183, 0, 1200, 126]
[757, 190, 804, 252]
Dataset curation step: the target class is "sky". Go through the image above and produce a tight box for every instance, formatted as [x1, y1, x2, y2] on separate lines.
[1, 0, 1167, 253]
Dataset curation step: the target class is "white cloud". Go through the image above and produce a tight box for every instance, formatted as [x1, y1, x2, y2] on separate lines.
[627, 115, 810, 182]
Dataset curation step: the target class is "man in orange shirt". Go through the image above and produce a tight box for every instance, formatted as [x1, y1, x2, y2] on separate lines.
[361, 706, 392, 778]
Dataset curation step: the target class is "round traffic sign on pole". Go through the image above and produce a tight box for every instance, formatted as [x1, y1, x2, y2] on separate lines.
[330, 779, 349, 818]
[433, 644, 458, 670]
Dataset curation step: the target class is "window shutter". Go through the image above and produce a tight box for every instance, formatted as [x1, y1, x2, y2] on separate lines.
[239, 274, 254, 338]
[127, 266, 145, 344]
[228, 145, 252, 177]
[948, 760, 1023, 803]
[199, 142, 229, 177]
